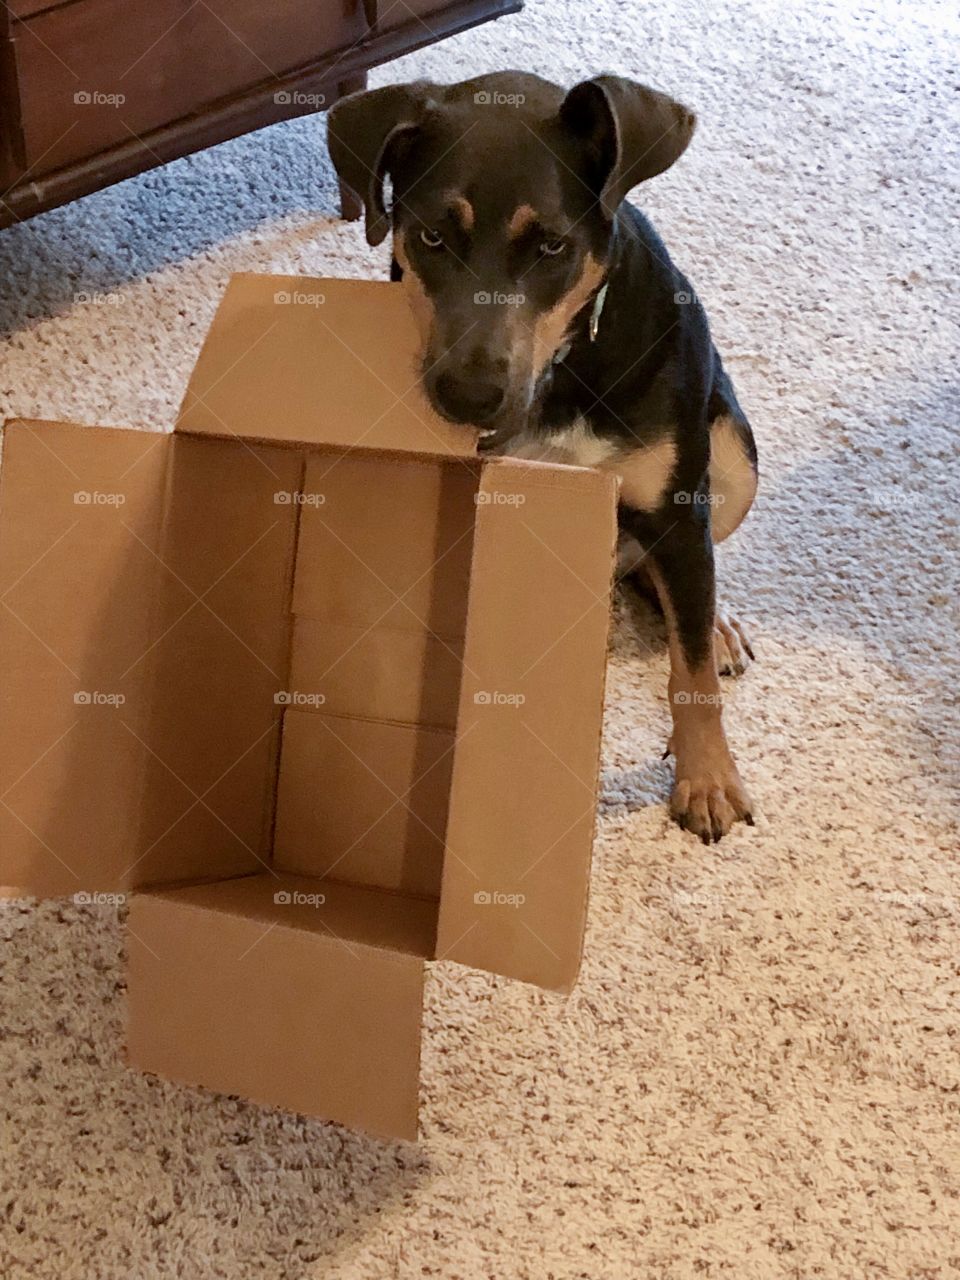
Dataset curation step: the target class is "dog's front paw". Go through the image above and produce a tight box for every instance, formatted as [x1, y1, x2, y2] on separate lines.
[669, 755, 754, 844]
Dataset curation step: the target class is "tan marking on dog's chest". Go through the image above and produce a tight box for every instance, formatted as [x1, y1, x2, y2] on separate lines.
[498, 421, 677, 512]
[615, 438, 678, 511]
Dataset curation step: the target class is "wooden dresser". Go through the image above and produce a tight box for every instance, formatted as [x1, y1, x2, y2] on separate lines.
[0, 0, 521, 226]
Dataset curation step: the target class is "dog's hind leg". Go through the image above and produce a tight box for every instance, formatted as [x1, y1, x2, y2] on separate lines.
[707, 402, 758, 674]
[617, 518, 754, 677]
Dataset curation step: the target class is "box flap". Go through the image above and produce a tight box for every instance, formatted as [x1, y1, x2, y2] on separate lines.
[0, 421, 169, 897]
[128, 873, 426, 1140]
[435, 459, 617, 992]
[176, 274, 479, 458]
[0, 420, 300, 898]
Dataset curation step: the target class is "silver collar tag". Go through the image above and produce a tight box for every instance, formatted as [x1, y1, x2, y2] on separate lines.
[553, 281, 609, 365]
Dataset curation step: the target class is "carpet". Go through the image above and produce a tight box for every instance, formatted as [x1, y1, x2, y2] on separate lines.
[1, 1, 958, 1276]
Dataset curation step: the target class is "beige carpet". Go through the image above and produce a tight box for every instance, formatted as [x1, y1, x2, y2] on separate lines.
[2, 0, 959, 1276]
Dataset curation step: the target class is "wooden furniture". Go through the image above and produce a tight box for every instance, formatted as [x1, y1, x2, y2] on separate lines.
[0, 0, 521, 227]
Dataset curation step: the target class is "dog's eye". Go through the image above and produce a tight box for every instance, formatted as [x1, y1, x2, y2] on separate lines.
[539, 239, 567, 257]
[420, 228, 445, 249]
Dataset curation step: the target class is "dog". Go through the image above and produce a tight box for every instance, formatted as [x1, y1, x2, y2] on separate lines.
[327, 72, 758, 843]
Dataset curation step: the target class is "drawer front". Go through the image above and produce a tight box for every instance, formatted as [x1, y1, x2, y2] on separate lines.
[12, 0, 365, 174]
[376, 0, 467, 31]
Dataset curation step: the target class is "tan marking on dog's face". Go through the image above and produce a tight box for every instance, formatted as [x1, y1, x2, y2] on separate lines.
[445, 193, 474, 233]
[507, 204, 538, 239]
[531, 254, 606, 373]
[393, 231, 434, 348]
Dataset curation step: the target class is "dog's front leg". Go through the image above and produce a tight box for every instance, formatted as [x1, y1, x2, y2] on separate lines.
[623, 502, 753, 842]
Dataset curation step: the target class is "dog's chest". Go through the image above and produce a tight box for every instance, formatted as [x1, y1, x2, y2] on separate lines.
[496, 417, 621, 468]
[495, 418, 676, 513]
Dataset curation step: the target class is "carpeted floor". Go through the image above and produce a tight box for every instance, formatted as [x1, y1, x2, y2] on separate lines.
[1, 1, 959, 1276]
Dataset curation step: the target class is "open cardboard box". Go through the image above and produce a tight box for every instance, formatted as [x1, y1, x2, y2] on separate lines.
[0, 275, 618, 1139]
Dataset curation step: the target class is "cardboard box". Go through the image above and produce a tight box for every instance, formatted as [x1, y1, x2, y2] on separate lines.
[0, 275, 618, 1139]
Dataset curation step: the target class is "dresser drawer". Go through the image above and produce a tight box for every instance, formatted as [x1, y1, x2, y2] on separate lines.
[376, 0, 460, 30]
[10, 0, 365, 174]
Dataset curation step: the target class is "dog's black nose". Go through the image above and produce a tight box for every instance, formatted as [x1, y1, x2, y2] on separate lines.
[432, 372, 505, 424]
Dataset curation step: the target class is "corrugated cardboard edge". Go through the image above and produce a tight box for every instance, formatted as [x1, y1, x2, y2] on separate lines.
[435, 457, 619, 992]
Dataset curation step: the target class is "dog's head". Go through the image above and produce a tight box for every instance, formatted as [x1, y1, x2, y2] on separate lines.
[328, 73, 695, 428]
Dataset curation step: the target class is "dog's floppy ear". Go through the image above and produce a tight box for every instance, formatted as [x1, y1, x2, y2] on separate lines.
[327, 81, 436, 246]
[560, 76, 696, 217]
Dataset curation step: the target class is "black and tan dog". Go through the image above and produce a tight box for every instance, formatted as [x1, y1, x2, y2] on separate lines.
[328, 72, 758, 843]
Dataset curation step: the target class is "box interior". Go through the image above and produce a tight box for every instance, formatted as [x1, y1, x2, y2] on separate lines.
[155, 436, 483, 958]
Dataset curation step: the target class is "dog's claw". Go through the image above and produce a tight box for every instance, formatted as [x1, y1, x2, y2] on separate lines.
[714, 613, 755, 679]
[670, 759, 752, 844]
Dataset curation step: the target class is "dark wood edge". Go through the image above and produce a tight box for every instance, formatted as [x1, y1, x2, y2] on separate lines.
[0, 0, 523, 229]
